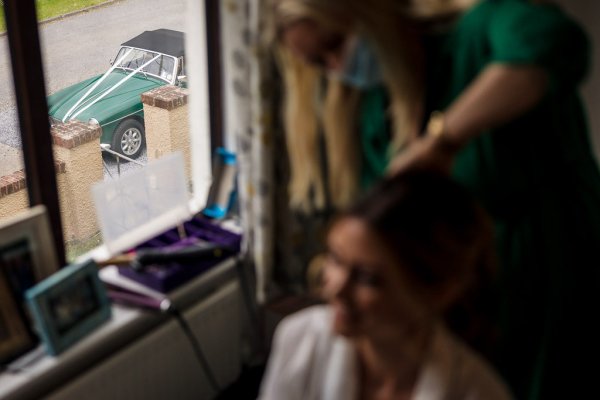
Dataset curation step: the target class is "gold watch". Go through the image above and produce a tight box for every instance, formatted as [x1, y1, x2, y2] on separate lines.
[426, 111, 462, 153]
[426, 111, 446, 138]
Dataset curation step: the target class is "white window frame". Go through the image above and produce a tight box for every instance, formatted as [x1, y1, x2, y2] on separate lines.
[185, 0, 212, 213]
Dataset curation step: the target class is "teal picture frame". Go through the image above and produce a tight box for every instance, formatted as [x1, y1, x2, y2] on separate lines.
[25, 260, 111, 356]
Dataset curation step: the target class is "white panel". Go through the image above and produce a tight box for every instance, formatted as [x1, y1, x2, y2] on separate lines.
[185, 0, 212, 210]
[45, 282, 241, 400]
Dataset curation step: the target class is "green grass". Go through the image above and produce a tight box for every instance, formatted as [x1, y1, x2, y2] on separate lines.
[1, 0, 111, 33]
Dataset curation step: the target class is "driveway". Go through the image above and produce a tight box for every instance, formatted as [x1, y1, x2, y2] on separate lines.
[0, 0, 186, 176]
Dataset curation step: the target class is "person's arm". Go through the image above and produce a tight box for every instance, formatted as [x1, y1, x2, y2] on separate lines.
[442, 63, 548, 146]
[389, 64, 548, 174]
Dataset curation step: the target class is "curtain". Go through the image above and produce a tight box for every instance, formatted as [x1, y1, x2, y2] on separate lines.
[223, 0, 328, 303]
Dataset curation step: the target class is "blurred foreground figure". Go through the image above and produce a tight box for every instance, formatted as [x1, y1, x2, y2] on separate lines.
[259, 172, 512, 400]
[272, 1, 600, 397]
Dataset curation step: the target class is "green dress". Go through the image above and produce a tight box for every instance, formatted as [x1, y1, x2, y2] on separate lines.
[358, 86, 391, 190]
[422, 0, 600, 398]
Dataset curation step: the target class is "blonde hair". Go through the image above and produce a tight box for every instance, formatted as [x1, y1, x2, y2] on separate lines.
[270, 0, 478, 211]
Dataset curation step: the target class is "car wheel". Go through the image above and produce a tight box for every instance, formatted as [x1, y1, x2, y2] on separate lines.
[112, 119, 145, 159]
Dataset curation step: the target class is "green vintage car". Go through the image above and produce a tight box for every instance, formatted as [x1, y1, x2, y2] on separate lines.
[48, 29, 186, 159]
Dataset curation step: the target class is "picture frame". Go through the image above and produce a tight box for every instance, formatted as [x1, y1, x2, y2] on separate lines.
[0, 268, 38, 365]
[0, 205, 59, 364]
[0, 205, 60, 287]
[25, 260, 111, 356]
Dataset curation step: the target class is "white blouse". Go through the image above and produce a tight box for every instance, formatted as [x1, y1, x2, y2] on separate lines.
[259, 305, 513, 400]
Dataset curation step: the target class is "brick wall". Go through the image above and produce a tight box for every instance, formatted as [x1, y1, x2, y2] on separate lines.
[0, 121, 103, 245]
[0, 161, 66, 220]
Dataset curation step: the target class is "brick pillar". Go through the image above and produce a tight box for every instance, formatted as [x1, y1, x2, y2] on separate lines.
[141, 85, 191, 179]
[51, 121, 103, 242]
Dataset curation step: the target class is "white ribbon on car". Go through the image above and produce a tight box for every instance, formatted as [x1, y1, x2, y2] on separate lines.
[65, 51, 161, 123]
[69, 54, 160, 122]
[62, 48, 133, 123]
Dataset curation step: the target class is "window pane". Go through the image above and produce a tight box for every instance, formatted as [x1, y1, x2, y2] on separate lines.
[35, 0, 207, 260]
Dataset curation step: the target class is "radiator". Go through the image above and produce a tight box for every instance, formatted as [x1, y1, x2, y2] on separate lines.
[45, 281, 242, 400]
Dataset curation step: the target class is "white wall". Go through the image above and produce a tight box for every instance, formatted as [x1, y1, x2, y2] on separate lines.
[555, 0, 600, 158]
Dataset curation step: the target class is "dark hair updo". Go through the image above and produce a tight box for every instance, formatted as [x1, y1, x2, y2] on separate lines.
[343, 171, 498, 356]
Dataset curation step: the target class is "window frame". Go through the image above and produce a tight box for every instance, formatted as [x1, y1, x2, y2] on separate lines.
[3, 0, 66, 266]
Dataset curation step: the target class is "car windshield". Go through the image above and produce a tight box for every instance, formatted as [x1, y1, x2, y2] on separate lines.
[113, 47, 176, 83]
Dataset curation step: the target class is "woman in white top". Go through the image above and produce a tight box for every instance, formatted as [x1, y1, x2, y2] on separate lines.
[259, 171, 512, 400]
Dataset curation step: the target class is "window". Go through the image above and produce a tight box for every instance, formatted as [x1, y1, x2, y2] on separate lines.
[1, 0, 221, 263]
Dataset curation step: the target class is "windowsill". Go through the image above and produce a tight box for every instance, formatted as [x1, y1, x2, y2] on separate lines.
[0, 256, 238, 400]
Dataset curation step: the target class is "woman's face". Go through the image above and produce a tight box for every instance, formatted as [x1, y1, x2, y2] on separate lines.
[281, 19, 348, 71]
[322, 217, 432, 341]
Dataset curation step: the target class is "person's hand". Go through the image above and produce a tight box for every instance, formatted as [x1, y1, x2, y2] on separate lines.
[388, 133, 459, 175]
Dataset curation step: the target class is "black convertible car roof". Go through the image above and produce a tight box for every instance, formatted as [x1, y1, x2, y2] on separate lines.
[121, 29, 185, 58]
